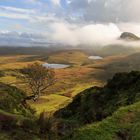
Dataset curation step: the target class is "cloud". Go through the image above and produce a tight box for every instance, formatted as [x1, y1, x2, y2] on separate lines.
[50, 22, 121, 46]
[0, 31, 50, 46]
[0, 12, 30, 20]
[0, 5, 58, 23]
[68, 0, 140, 23]
[51, 0, 61, 5]
[24, 0, 43, 5]
[0, 5, 36, 20]
[118, 23, 140, 37]
[0, 5, 35, 14]
[1, 0, 140, 48]
[2, 21, 140, 47]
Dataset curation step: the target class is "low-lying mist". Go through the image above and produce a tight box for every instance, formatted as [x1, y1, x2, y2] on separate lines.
[50, 22, 121, 46]
[1, 22, 140, 49]
[49, 22, 140, 48]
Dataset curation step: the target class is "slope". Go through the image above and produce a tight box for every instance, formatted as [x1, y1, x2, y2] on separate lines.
[64, 101, 140, 140]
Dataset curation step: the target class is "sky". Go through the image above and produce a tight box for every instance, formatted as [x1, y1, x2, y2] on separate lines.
[0, 0, 140, 46]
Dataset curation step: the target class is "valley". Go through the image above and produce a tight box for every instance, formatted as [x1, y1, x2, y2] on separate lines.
[1, 0, 140, 139]
[1, 46, 140, 140]
[1, 47, 140, 115]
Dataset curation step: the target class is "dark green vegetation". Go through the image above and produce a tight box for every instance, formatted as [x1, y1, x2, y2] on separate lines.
[64, 101, 140, 140]
[0, 83, 34, 116]
[0, 83, 58, 140]
[0, 83, 37, 139]
[55, 71, 140, 139]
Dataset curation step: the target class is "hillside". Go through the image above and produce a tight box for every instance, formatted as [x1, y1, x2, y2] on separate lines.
[97, 44, 136, 56]
[2, 53, 140, 139]
[0, 83, 40, 140]
[0, 83, 33, 116]
[1, 68, 140, 139]
[64, 101, 140, 140]
[55, 71, 140, 128]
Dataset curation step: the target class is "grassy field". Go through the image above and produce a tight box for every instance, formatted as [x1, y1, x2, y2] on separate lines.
[28, 94, 71, 115]
[1, 50, 138, 115]
[0, 51, 104, 115]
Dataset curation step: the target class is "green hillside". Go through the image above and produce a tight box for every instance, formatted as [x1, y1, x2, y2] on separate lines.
[56, 71, 140, 124]
[0, 83, 34, 116]
[53, 71, 140, 139]
[64, 101, 140, 140]
[1, 71, 140, 140]
[0, 83, 40, 140]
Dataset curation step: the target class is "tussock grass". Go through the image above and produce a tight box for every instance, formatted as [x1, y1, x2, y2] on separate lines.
[65, 101, 140, 140]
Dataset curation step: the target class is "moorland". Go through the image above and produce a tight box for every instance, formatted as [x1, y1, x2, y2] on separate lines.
[1, 40, 140, 139]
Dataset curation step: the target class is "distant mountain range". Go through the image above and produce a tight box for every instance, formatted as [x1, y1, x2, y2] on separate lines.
[0, 31, 55, 47]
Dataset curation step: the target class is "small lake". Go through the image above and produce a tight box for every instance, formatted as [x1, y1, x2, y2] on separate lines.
[43, 63, 70, 69]
[88, 56, 103, 60]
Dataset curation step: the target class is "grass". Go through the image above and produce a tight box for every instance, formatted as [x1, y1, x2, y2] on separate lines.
[65, 101, 140, 140]
[0, 76, 17, 84]
[47, 50, 89, 65]
[0, 52, 106, 116]
[29, 94, 71, 115]
[29, 84, 96, 115]
[0, 53, 103, 116]
[1, 51, 140, 139]
[0, 132, 11, 140]
[0, 109, 30, 121]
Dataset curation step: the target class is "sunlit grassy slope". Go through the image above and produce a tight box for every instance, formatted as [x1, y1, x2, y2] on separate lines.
[0, 52, 103, 115]
[65, 101, 140, 140]
[29, 94, 71, 115]
[47, 50, 89, 65]
[1, 51, 140, 115]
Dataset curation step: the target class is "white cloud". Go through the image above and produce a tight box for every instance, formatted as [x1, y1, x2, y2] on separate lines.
[0, 5, 35, 14]
[1, 0, 140, 48]
[0, 6, 37, 21]
[0, 6, 58, 23]
[51, 0, 61, 5]
[68, 0, 140, 23]
[118, 23, 140, 37]
[67, 0, 72, 4]
[87, 0, 96, 3]
[0, 12, 30, 20]
[50, 22, 121, 46]
[24, 0, 42, 5]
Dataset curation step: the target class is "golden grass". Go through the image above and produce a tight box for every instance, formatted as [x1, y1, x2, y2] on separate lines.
[28, 94, 71, 115]
[0, 76, 17, 84]
[48, 50, 89, 65]
[0, 52, 109, 116]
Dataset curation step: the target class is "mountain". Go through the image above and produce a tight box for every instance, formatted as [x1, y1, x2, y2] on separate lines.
[0, 31, 53, 47]
[96, 44, 136, 56]
[120, 32, 140, 41]
[91, 52, 140, 83]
